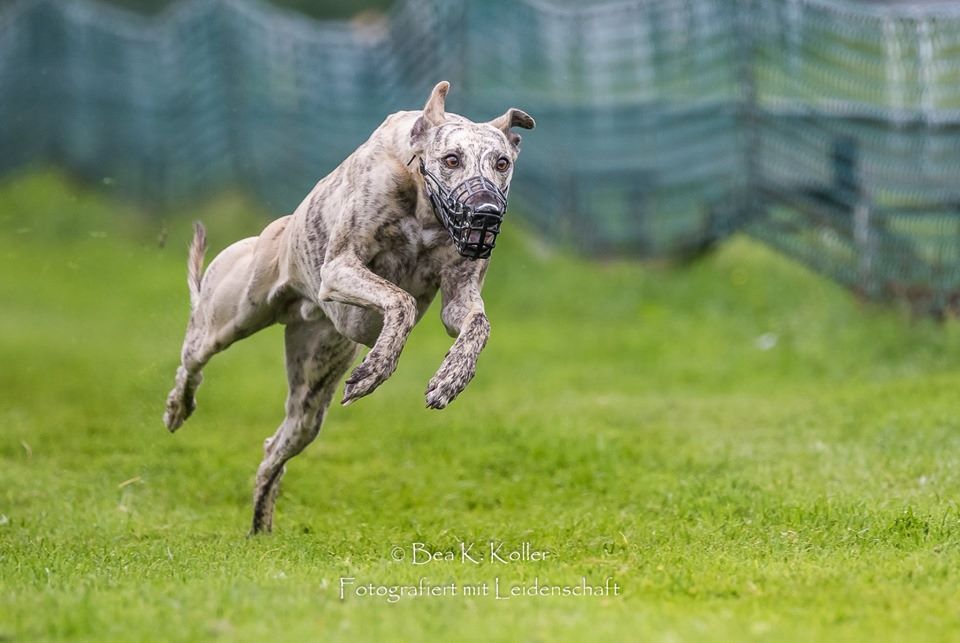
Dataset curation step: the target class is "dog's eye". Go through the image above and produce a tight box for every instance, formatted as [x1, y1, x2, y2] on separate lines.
[496, 157, 510, 172]
[443, 154, 460, 169]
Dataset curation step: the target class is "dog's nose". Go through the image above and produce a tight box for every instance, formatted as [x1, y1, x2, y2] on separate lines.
[473, 203, 502, 215]
[464, 192, 504, 215]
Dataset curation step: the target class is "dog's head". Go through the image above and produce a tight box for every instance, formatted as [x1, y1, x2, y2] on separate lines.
[410, 81, 535, 259]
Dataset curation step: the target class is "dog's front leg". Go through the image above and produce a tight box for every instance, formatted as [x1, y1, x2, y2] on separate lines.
[318, 252, 418, 405]
[425, 261, 491, 410]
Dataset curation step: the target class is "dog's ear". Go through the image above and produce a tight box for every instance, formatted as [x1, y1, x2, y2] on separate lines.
[411, 81, 450, 145]
[423, 81, 450, 126]
[488, 108, 536, 149]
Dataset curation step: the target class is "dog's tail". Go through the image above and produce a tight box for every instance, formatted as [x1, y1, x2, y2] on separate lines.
[187, 221, 207, 310]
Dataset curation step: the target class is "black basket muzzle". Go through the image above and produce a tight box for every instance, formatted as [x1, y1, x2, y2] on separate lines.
[420, 159, 508, 260]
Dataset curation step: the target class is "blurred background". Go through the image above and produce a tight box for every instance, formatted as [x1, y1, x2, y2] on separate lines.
[2, 0, 960, 314]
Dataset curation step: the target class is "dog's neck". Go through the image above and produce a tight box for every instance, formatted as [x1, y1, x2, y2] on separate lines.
[390, 137, 441, 229]
[340, 111, 446, 235]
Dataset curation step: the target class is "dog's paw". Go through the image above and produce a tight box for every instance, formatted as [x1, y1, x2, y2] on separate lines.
[163, 389, 195, 432]
[425, 353, 476, 410]
[424, 382, 455, 410]
[248, 518, 273, 537]
[342, 350, 398, 406]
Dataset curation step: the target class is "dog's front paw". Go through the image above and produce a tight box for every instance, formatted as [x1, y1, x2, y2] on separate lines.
[342, 350, 398, 406]
[425, 352, 476, 410]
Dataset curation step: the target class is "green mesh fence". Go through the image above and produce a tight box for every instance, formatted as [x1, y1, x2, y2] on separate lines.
[749, 0, 960, 316]
[2, 0, 960, 314]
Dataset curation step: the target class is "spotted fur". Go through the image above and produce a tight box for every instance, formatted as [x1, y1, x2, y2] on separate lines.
[162, 81, 534, 534]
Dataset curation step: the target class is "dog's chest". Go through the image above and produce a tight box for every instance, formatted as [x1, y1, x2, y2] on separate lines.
[320, 215, 445, 347]
[368, 215, 444, 293]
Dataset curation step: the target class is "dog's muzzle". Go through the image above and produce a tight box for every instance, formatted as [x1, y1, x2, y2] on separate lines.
[419, 159, 507, 260]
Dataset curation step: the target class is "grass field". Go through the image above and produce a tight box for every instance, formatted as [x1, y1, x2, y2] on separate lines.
[3, 171, 960, 641]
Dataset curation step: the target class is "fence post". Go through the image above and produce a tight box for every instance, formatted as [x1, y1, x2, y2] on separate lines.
[735, 0, 761, 231]
[835, 136, 877, 297]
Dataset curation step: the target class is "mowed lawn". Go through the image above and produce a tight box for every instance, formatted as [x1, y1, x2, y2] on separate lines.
[3, 172, 960, 642]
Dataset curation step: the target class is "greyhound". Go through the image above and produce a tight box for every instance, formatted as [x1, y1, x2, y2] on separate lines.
[162, 81, 534, 534]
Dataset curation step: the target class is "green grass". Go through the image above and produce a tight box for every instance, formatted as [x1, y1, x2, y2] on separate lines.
[3, 171, 960, 641]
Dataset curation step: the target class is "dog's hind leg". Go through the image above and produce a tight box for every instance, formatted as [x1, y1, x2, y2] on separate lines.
[163, 317, 208, 432]
[164, 222, 282, 432]
[251, 319, 357, 535]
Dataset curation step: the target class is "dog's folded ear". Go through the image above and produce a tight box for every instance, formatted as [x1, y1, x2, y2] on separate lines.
[488, 108, 536, 149]
[411, 81, 450, 144]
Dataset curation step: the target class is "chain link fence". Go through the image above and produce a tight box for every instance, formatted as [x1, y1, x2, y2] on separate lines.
[2, 0, 960, 313]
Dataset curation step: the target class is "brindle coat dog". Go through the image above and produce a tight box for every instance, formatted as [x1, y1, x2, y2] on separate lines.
[162, 81, 534, 534]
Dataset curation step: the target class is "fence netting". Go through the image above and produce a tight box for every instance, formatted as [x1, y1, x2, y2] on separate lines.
[2, 0, 960, 314]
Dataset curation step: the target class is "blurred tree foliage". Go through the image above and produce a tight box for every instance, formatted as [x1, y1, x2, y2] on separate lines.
[0, 0, 395, 19]
[268, 0, 394, 18]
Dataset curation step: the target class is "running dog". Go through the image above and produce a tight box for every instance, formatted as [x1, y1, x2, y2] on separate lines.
[162, 81, 534, 533]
